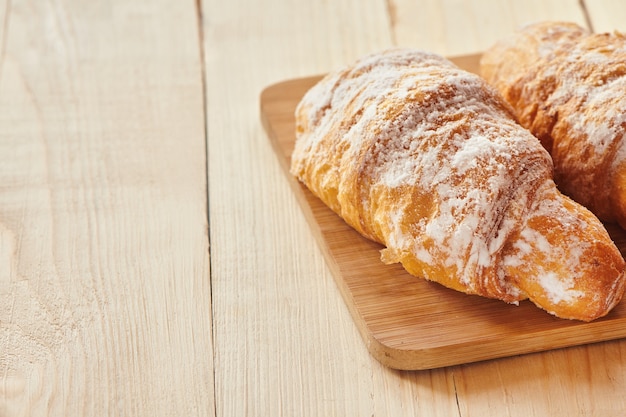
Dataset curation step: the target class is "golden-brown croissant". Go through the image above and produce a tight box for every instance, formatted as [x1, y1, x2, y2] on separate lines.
[480, 21, 626, 228]
[291, 48, 626, 321]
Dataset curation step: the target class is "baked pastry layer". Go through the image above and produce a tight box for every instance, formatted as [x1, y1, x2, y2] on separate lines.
[481, 21, 626, 227]
[291, 49, 626, 321]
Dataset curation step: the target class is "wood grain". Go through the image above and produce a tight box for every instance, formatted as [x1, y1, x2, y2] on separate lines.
[260, 53, 626, 370]
[0, 1, 213, 415]
[389, 0, 589, 55]
[3, 0, 626, 415]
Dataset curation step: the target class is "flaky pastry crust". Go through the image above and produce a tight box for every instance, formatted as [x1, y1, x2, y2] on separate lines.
[481, 21, 626, 227]
[291, 49, 626, 321]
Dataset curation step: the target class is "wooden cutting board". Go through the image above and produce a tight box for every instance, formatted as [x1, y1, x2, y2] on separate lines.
[260, 53, 626, 370]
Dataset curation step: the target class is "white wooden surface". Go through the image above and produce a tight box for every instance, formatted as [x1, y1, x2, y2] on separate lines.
[0, 0, 212, 415]
[1, 0, 626, 415]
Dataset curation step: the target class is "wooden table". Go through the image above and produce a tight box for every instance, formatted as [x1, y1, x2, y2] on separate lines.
[2, 0, 626, 415]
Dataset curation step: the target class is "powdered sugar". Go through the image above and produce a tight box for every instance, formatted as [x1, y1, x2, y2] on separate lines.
[293, 49, 556, 299]
[537, 272, 585, 304]
[493, 27, 626, 220]
[291, 48, 623, 317]
[556, 43, 626, 157]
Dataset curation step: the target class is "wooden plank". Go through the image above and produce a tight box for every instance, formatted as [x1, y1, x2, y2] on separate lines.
[201, 0, 465, 416]
[0, 1, 213, 415]
[390, 0, 589, 55]
[260, 53, 626, 371]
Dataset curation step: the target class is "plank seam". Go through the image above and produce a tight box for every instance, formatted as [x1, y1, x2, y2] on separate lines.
[453, 372, 463, 417]
[579, 0, 595, 33]
[194, 0, 217, 416]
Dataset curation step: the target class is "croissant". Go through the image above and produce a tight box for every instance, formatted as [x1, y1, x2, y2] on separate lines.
[480, 21, 626, 228]
[290, 48, 626, 321]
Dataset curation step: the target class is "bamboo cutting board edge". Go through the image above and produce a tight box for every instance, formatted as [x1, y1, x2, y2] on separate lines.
[260, 53, 626, 370]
